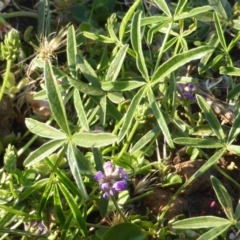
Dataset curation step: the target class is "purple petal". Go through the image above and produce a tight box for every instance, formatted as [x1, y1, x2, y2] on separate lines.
[103, 192, 110, 199]
[103, 161, 113, 176]
[188, 83, 194, 89]
[100, 182, 110, 191]
[112, 180, 127, 191]
[118, 168, 128, 180]
[94, 171, 104, 181]
[109, 188, 116, 196]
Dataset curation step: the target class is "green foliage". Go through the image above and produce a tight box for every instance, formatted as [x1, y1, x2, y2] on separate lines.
[1, 0, 240, 239]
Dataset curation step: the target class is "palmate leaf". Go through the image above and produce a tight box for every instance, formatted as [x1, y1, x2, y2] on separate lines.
[44, 61, 71, 135]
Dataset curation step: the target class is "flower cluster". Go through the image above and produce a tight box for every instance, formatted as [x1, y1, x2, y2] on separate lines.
[94, 161, 128, 199]
[24, 221, 48, 235]
[177, 82, 196, 101]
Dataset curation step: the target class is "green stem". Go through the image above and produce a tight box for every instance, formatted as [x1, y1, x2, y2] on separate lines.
[111, 196, 129, 222]
[117, 120, 140, 159]
[2, 12, 38, 19]
[0, 59, 12, 102]
[8, 174, 17, 198]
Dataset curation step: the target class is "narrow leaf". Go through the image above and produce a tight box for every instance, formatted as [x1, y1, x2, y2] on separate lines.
[76, 53, 101, 87]
[213, 12, 227, 50]
[73, 89, 90, 132]
[173, 137, 224, 148]
[172, 216, 231, 229]
[23, 139, 65, 167]
[131, 11, 149, 81]
[211, 176, 234, 220]
[101, 80, 145, 91]
[198, 223, 232, 240]
[67, 143, 89, 199]
[119, 0, 141, 41]
[154, 0, 172, 17]
[208, 0, 232, 21]
[148, 89, 174, 148]
[227, 112, 240, 144]
[44, 61, 71, 135]
[73, 132, 117, 148]
[59, 183, 87, 237]
[151, 46, 213, 85]
[25, 118, 66, 139]
[67, 25, 77, 78]
[105, 45, 128, 82]
[196, 95, 225, 142]
[118, 86, 146, 142]
[68, 76, 104, 96]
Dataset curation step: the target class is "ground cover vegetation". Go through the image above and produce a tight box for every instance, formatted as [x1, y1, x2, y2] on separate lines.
[1, 0, 240, 239]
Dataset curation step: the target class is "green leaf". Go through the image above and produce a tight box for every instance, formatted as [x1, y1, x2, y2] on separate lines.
[173, 137, 224, 148]
[102, 223, 146, 240]
[208, 0, 232, 21]
[68, 76, 104, 96]
[220, 66, 240, 76]
[130, 125, 160, 154]
[197, 223, 232, 240]
[148, 88, 174, 148]
[227, 144, 240, 157]
[105, 45, 128, 82]
[101, 80, 145, 91]
[151, 46, 213, 85]
[53, 185, 66, 228]
[58, 183, 87, 237]
[72, 132, 117, 148]
[45, 157, 83, 199]
[118, 86, 146, 142]
[131, 11, 149, 81]
[174, 6, 212, 20]
[99, 95, 107, 126]
[83, 31, 116, 43]
[213, 12, 227, 50]
[234, 200, 240, 220]
[23, 139, 66, 167]
[211, 176, 234, 220]
[18, 179, 48, 201]
[119, 0, 141, 41]
[73, 89, 90, 132]
[227, 83, 240, 99]
[154, 0, 172, 17]
[174, 0, 187, 16]
[67, 143, 89, 199]
[25, 118, 66, 139]
[172, 216, 230, 229]
[227, 112, 240, 144]
[196, 95, 225, 142]
[44, 61, 71, 135]
[67, 25, 77, 78]
[76, 53, 101, 87]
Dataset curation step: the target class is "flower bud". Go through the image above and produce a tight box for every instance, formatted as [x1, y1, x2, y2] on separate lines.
[1, 29, 21, 61]
[4, 144, 17, 173]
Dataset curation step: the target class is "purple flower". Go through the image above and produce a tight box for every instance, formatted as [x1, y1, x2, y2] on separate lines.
[94, 161, 128, 199]
[177, 83, 196, 101]
[24, 221, 48, 235]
